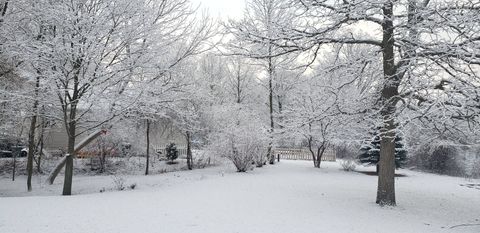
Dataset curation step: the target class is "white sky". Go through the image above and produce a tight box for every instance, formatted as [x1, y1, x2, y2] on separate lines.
[191, 0, 245, 19]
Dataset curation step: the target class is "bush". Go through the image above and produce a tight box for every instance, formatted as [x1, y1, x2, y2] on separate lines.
[233, 139, 265, 172]
[430, 145, 462, 175]
[208, 130, 266, 172]
[411, 144, 464, 176]
[129, 183, 137, 190]
[111, 175, 126, 191]
[206, 104, 268, 172]
[193, 155, 213, 169]
[340, 159, 356, 171]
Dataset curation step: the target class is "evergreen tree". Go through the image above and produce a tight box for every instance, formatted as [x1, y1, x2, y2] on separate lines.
[166, 143, 178, 163]
[359, 129, 407, 173]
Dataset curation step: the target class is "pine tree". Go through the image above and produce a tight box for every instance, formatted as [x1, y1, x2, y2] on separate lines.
[166, 143, 178, 163]
[359, 130, 407, 173]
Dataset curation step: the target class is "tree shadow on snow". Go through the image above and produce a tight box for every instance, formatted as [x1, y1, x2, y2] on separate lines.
[356, 171, 407, 177]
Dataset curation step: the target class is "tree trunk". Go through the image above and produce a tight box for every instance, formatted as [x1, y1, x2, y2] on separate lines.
[62, 152, 74, 195]
[0, 1, 8, 18]
[277, 95, 283, 129]
[313, 157, 320, 168]
[12, 151, 15, 181]
[376, 1, 398, 206]
[307, 136, 318, 168]
[267, 52, 275, 165]
[62, 96, 77, 195]
[186, 131, 192, 170]
[26, 115, 37, 191]
[315, 146, 326, 168]
[37, 119, 45, 173]
[27, 76, 40, 191]
[62, 118, 76, 195]
[145, 119, 150, 175]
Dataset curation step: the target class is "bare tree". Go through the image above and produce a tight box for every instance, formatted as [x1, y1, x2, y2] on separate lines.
[27, 0, 214, 194]
[225, 0, 297, 164]
[259, 0, 480, 206]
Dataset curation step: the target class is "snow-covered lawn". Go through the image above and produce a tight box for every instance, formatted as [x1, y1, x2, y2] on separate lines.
[1, 160, 479, 233]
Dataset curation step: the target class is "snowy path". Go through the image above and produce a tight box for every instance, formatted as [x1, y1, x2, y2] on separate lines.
[1, 161, 479, 233]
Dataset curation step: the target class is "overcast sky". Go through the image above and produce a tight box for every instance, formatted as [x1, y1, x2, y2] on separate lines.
[191, 0, 245, 19]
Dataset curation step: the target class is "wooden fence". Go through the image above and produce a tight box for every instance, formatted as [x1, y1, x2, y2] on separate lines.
[273, 148, 336, 161]
[152, 145, 336, 162]
[153, 144, 187, 157]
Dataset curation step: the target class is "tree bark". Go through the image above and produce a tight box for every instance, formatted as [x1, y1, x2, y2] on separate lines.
[145, 119, 150, 175]
[27, 76, 40, 191]
[37, 118, 45, 173]
[315, 145, 326, 168]
[186, 131, 192, 170]
[62, 111, 76, 195]
[307, 136, 318, 168]
[267, 55, 275, 165]
[376, 1, 398, 206]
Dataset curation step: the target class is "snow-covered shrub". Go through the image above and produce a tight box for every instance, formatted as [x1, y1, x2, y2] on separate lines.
[340, 159, 356, 171]
[334, 143, 358, 171]
[193, 153, 213, 169]
[206, 104, 268, 172]
[209, 132, 266, 172]
[111, 175, 126, 191]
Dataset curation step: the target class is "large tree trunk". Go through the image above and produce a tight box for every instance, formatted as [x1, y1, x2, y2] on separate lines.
[376, 1, 398, 206]
[145, 119, 150, 175]
[186, 131, 192, 170]
[27, 76, 40, 191]
[62, 112, 76, 195]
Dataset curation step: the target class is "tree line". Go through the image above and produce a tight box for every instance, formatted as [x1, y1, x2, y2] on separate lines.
[1, 0, 479, 207]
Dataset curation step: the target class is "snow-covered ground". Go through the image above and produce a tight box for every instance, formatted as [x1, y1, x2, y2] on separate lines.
[1, 160, 479, 233]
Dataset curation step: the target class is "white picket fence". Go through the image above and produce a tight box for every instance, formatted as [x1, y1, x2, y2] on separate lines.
[152, 145, 336, 162]
[153, 144, 187, 157]
[273, 148, 336, 161]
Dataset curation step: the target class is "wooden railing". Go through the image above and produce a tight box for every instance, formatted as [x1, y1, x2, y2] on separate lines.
[273, 148, 336, 161]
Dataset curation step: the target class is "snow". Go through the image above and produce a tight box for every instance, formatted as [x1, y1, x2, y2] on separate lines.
[1, 160, 479, 233]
